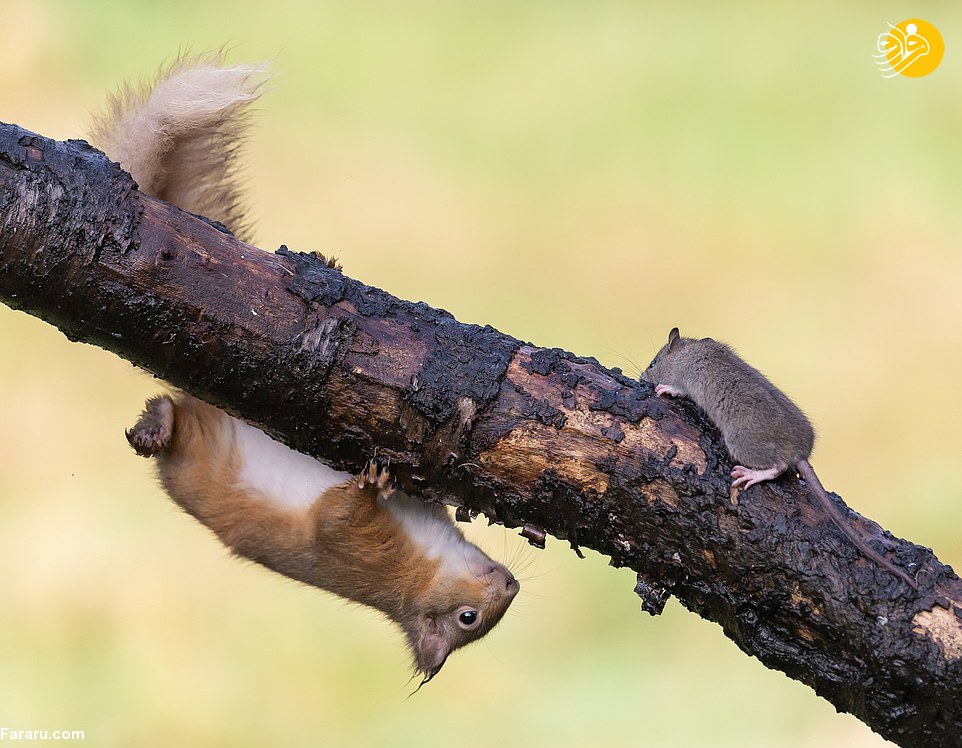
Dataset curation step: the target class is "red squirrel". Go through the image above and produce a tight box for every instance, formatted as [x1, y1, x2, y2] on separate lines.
[643, 327, 917, 589]
[97, 53, 518, 683]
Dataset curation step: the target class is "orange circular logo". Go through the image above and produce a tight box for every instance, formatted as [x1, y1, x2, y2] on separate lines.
[875, 19, 944, 78]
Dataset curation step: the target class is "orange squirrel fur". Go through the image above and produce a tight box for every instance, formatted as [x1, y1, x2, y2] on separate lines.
[102, 54, 517, 683]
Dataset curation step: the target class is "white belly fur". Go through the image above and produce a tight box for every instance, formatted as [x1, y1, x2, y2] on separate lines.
[232, 419, 351, 509]
[229, 418, 488, 573]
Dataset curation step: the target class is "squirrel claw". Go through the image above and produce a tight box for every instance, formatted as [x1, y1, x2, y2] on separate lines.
[358, 457, 397, 500]
[126, 396, 174, 457]
[307, 250, 342, 272]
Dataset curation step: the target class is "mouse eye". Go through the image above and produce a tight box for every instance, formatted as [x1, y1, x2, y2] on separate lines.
[456, 608, 480, 629]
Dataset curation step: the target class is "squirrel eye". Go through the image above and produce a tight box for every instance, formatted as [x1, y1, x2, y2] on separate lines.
[457, 609, 479, 628]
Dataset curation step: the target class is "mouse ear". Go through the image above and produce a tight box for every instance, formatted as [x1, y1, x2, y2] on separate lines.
[667, 327, 680, 350]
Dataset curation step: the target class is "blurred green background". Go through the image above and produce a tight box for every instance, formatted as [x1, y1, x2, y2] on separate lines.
[2, 2, 960, 746]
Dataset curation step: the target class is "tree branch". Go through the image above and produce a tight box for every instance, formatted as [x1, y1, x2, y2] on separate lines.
[2, 121, 960, 747]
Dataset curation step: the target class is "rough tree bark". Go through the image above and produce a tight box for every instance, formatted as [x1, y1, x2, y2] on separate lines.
[2, 122, 961, 747]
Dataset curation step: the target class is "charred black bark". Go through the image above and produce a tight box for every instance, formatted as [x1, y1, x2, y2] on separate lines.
[2, 122, 961, 747]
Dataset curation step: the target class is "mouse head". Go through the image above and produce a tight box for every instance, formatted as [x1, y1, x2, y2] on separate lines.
[641, 327, 689, 386]
[402, 548, 518, 687]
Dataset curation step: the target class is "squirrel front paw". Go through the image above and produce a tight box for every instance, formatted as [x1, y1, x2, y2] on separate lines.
[307, 250, 343, 272]
[357, 458, 397, 501]
[126, 396, 174, 457]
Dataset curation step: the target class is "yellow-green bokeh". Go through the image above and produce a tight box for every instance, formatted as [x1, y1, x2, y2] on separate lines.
[2, 3, 960, 746]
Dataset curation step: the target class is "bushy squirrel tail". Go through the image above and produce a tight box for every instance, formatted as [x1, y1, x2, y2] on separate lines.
[89, 51, 269, 242]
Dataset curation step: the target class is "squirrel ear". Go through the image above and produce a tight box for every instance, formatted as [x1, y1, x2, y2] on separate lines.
[411, 616, 450, 686]
[667, 327, 680, 350]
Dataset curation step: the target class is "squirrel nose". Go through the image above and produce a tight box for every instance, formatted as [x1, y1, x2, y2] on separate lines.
[484, 563, 519, 593]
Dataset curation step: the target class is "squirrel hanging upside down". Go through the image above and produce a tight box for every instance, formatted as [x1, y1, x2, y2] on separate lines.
[98, 53, 518, 685]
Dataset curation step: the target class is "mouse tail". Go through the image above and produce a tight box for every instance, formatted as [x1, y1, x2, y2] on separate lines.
[796, 460, 918, 590]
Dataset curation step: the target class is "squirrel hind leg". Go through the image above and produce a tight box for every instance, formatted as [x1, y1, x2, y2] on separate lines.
[126, 395, 175, 457]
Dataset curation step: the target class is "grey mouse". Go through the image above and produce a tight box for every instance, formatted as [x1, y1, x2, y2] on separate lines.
[642, 327, 917, 590]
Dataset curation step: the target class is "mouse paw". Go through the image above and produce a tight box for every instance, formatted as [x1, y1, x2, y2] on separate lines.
[731, 465, 782, 490]
[357, 457, 397, 500]
[655, 384, 683, 398]
[126, 396, 174, 457]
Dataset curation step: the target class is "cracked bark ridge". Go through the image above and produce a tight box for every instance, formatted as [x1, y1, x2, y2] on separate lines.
[2, 122, 962, 747]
